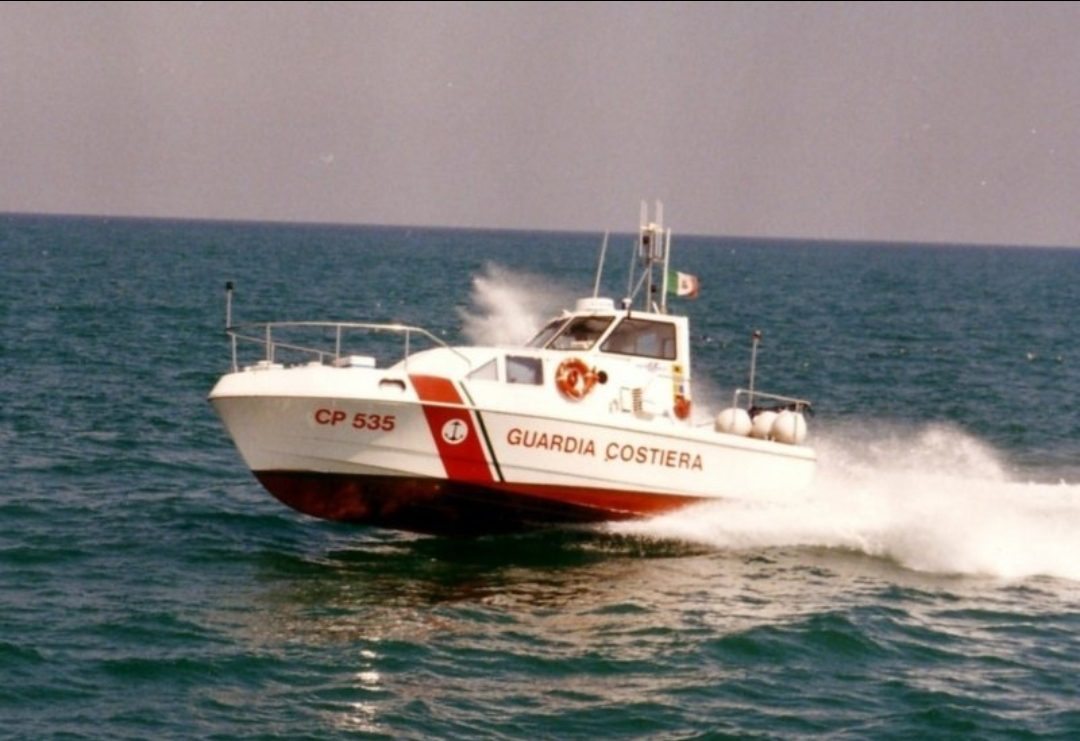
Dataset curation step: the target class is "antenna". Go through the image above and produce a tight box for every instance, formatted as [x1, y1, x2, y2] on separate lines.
[624, 201, 673, 312]
[633, 200, 667, 311]
[747, 330, 762, 408]
[638, 200, 664, 262]
[592, 231, 609, 298]
[660, 227, 672, 314]
[225, 281, 237, 372]
[225, 281, 234, 328]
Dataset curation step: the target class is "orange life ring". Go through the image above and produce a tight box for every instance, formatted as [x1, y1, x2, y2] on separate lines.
[555, 357, 598, 400]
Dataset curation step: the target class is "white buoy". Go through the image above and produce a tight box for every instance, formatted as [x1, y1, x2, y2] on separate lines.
[715, 407, 752, 436]
[771, 410, 808, 445]
[750, 410, 778, 439]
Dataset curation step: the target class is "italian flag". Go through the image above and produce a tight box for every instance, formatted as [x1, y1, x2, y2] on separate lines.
[667, 270, 700, 299]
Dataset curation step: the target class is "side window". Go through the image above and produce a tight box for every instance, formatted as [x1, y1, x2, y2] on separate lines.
[601, 319, 677, 360]
[506, 355, 543, 384]
[466, 358, 499, 381]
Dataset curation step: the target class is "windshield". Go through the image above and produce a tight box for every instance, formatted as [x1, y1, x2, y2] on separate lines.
[526, 318, 568, 348]
[548, 316, 614, 351]
[601, 317, 677, 359]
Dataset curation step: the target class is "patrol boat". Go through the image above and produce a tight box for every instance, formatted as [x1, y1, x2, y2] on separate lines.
[209, 205, 815, 535]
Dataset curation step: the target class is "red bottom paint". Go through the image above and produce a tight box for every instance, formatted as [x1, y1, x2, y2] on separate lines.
[254, 471, 704, 536]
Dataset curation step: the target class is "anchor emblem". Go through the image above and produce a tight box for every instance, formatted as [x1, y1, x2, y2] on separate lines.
[441, 418, 469, 445]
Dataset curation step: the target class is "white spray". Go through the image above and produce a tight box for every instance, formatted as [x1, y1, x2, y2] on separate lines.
[458, 264, 577, 347]
[610, 422, 1080, 582]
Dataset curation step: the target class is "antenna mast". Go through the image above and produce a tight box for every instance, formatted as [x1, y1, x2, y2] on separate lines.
[635, 200, 667, 313]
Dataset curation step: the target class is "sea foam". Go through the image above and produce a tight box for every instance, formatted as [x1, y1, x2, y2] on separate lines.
[611, 423, 1080, 581]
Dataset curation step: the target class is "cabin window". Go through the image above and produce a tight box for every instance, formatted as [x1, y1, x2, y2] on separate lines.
[601, 318, 677, 360]
[467, 358, 499, 381]
[548, 316, 614, 351]
[526, 318, 568, 348]
[506, 355, 543, 385]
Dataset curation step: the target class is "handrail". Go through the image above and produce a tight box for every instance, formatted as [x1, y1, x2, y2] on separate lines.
[732, 387, 812, 413]
[225, 320, 471, 372]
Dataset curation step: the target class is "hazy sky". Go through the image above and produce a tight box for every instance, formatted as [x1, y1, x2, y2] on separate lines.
[3, 2, 1080, 245]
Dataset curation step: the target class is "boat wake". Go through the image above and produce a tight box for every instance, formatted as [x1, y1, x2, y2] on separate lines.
[609, 422, 1080, 582]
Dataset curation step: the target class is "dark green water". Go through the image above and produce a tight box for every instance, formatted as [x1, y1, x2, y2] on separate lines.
[2, 214, 1079, 738]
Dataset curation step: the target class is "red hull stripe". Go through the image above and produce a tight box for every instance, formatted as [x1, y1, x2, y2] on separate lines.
[409, 374, 462, 404]
[409, 374, 495, 483]
[255, 471, 705, 536]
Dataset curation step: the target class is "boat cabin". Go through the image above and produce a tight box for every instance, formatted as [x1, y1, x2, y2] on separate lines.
[464, 297, 693, 422]
[528, 298, 686, 361]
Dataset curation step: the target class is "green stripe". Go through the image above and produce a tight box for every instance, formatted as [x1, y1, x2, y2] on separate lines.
[457, 382, 504, 482]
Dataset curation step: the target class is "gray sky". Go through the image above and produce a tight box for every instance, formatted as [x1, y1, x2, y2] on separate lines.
[3, 2, 1080, 245]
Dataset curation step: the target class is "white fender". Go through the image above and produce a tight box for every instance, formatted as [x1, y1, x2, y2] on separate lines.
[750, 410, 778, 440]
[715, 407, 752, 436]
[771, 410, 808, 445]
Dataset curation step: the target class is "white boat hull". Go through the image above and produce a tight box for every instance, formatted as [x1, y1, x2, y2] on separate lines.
[210, 365, 815, 535]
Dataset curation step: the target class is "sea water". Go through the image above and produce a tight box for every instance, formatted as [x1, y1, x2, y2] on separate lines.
[2, 214, 1079, 738]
